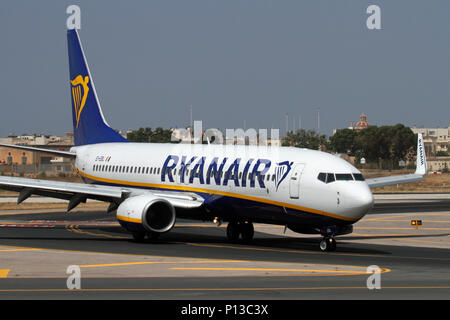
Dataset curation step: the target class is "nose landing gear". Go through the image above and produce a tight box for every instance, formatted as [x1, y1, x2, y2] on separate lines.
[319, 237, 336, 252]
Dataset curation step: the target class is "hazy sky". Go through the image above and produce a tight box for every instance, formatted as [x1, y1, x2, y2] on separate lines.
[1, 1, 449, 137]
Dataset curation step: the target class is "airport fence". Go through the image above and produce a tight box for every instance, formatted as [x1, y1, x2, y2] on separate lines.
[0, 163, 74, 176]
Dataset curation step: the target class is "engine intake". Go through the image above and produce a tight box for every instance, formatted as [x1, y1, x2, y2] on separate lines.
[142, 200, 176, 233]
[117, 195, 176, 234]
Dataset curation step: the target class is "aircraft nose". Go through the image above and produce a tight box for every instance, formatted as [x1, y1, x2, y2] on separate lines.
[344, 185, 374, 220]
[355, 187, 374, 218]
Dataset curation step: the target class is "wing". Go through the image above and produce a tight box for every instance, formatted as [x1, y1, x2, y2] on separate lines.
[365, 173, 424, 188]
[0, 175, 204, 212]
[365, 133, 427, 188]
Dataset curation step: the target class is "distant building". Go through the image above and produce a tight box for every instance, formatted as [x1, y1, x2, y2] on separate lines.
[0, 132, 74, 173]
[410, 126, 450, 156]
[350, 113, 370, 131]
[426, 156, 450, 172]
[333, 113, 371, 135]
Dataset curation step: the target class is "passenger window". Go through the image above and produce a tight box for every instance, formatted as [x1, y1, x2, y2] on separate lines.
[326, 173, 335, 183]
[317, 172, 326, 183]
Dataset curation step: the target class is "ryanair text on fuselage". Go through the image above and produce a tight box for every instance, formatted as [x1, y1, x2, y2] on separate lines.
[161, 155, 293, 190]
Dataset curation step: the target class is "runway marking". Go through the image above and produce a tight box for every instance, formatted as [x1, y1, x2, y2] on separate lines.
[180, 242, 450, 261]
[0, 248, 41, 252]
[66, 224, 129, 240]
[361, 219, 450, 223]
[79, 260, 245, 268]
[351, 233, 449, 245]
[0, 270, 9, 278]
[169, 267, 391, 276]
[355, 226, 450, 231]
[0, 244, 250, 261]
[179, 242, 389, 260]
[392, 238, 448, 245]
[364, 213, 450, 222]
[351, 233, 420, 237]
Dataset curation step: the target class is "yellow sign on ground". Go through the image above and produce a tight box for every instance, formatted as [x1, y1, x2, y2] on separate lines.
[0, 269, 9, 278]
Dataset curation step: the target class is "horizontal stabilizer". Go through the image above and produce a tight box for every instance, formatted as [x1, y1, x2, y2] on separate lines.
[0, 143, 76, 158]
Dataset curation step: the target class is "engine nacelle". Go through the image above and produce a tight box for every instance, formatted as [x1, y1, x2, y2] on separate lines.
[117, 194, 176, 234]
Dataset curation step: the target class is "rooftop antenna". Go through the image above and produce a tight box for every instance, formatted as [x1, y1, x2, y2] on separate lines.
[285, 113, 289, 135]
[317, 107, 320, 133]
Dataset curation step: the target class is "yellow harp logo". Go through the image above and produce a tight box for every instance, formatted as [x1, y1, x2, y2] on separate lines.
[71, 75, 90, 128]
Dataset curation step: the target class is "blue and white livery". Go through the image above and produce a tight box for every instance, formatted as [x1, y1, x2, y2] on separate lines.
[0, 29, 427, 251]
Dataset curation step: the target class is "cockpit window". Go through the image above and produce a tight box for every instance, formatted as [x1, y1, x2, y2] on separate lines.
[318, 172, 364, 183]
[353, 173, 365, 181]
[326, 173, 335, 183]
[335, 173, 354, 181]
[317, 172, 326, 182]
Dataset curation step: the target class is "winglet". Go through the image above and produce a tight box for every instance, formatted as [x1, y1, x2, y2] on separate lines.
[415, 133, 427, 175]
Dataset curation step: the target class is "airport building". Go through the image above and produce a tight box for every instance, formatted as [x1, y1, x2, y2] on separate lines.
[410, 126, 450, 156]
[0, 133, 74, 175]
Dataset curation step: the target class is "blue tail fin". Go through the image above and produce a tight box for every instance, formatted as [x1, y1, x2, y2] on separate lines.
[67, 29, 128, 146]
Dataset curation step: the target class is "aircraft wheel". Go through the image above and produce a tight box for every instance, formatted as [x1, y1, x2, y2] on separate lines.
[319, 237, 336, 252]
[147, 232, 160, 240]
[240, 221, 254, 242]
[226, 221, 240, 242]
[132, 232, 146, 242]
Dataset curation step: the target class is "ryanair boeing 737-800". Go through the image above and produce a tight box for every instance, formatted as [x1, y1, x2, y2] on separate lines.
[0, 29, 427, 251]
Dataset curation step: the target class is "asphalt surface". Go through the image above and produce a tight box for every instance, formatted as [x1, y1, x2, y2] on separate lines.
[0, 198, 449, 300]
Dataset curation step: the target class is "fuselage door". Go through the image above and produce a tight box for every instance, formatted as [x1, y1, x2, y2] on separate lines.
[289, 163, 305, 199]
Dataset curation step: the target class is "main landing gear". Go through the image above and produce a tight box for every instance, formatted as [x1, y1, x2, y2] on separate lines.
[226, 221, 254, 243]
[319, 237, 336, 252]
[132, 231, 160, 242]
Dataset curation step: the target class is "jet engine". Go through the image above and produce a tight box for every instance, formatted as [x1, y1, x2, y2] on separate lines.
[117, 194, 176, 234]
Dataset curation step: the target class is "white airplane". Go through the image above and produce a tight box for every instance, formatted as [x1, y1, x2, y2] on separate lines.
[0, 29, 427, 252]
